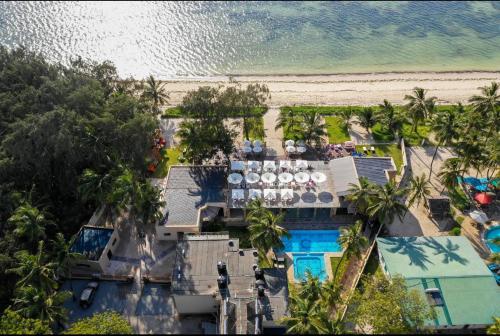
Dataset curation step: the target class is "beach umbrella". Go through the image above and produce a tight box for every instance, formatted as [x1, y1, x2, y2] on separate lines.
[264, 189, 277, 200]
[285, 139, 295, 146]
[228, 173, 243, 185]
[253, 146, 262, 153]
[263, 160, 276, 171]
[247, 160, 261, 170]
[286, 146, 296, 153]
[296, 140, 305, 146]
[279, 160, 292, 170]
[311, 172, 327, 184]
[231, 189, 245, 200]
[469, 210, 489, 224]
[278, 172, 294, 183]
[296, 146, 307, 154]
[248, 189, 262, 200]
[243, 139, 252, 147]
[243, 146, 252, 153]
[296, 160, 308, 170]
[253, 139, 263, 147]
[280, 188, 294, 200]
[230, 160, 245, 171]
[261, 172, 277, 184]
[474, 192, 493, 205]
[245, 172, 260, 184]
[294, 172, 310, 184]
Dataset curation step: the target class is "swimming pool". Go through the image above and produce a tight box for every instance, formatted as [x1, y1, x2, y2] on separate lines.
[293, 254, 327, 282]
[281, 230, 342, 253]
[484, 226, 500, 253]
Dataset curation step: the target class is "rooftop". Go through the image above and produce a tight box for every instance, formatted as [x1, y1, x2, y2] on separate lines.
[70, 226, 114, 261]
[353, 157, 395, 186]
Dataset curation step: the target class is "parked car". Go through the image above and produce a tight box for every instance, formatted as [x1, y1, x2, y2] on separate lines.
[487, 263, 500, 286]
[79, 281, 99, 308]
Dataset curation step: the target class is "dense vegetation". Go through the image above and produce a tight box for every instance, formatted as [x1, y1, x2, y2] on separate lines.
[0, 47, 163, 330]
[63, 311, 133, 334]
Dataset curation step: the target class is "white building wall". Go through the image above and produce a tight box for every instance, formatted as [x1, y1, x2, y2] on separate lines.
[173, 294, 219, 314]
[156, 224, 200, 241]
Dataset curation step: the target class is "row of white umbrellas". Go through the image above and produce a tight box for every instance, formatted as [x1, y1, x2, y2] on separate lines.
[285, 139, 307, 154]
[242, 139, 263, 154]
[230, 160, 309, 172]
[244, 139, 263, 147]
[232, 188, 294, 201]
[227, 171, 327, 185]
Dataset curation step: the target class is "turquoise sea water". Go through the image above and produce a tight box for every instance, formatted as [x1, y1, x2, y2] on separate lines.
[1, 1, 499, 78]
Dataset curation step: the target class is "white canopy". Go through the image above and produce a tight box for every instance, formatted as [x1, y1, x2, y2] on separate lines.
[253, 139, 263, 147]
[294, 172, 310, 184]
[247, 160, 261, 170]
[248, 189, 262, 200]
[245, 172, 260, 184]
[230, 160, 245, 171]
[311, 172, 327, 183]
[296, 146, 307, 154]
[286, 146, 296, 153]
[263, 160, 277, 171]
[285, 139, 295, 146]
[261, 172, 277, 184]
[296, 140, 305, 146]
[296, 160, 308, 169]
[252, 146, 262, 153]
[243, 139, 252, 147]
[228, 173, 243, 184]
[280, 188, 294, 200]
[279, 160, 292, 170]
[264, 189, 277, 200]
[243, 146, 252, 153]
[278, 172, 294, 183]
[469, 210, 489, 224]
[231, 189, 245, 200]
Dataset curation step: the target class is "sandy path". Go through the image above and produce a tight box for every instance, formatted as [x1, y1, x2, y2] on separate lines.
[160, 72, 500, 106]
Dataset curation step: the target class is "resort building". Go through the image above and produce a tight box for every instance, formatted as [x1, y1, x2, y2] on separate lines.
[377, 236, 500, 331]
[171, 233, 288, 334]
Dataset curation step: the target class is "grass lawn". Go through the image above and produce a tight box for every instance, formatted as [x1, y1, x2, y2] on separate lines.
[162, 106, 267, 118]
[247, 116, 265, 140]
[371, 122, 395, 142]
[325, 116, 350, 143]
[152, 147, 183, 178]
[355, 144, 403, 172]
[281, 105, 364, 116]
[330, 256, 349, 284]
[448, 185, 471, 211]
[400, 122, 432, 146]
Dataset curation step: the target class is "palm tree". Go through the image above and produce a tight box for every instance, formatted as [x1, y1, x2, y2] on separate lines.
[7, 241, 58, 293]
[487, 317, 500, 335]
[108, 167, 136, 216]
[78, 168, 114, 205]
[320, 279, 342, 311]
[437, 158, 465, 193]
[8, 203, 52, 250]
[246, 198, 268, 221]
[141, 75, 169, 115]
[489, 253, 500, 264]
[51, 233, 84, 280]
[333, 220, 368, 283]
[317, 310, 345, 335]
[377, 99, 403, 139]
[404, 87, 436, 133]
[299, 270, 322, 302]
[469, 82, 499, 137]
[340, 107, 354, 130]
[247, 210, 290, 260]
[428, 107, 460, 179]
[346, 177, 374, 216]
[280, 295, 325, 334]
[367, 182, 408, 226]
[275, 109, 302, 139]
[357, 107, 376, 133]
[133, 181, 165, 227]
[407, 174, 431, 213]
[12, 285, 71, 326]
[301, 111, 327, 147]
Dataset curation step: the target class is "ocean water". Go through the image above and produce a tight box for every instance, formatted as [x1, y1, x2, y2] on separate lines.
[1, 1, 499, 78]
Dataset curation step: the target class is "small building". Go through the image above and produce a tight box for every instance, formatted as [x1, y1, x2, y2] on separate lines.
[171, 234, 288, 334]
[70, 225, 120, 273]
[427, 196, 451, 220]
[377, 236, 500, 331]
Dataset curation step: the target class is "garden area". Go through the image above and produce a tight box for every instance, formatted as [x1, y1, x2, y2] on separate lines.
[330, 256, 349, 285]
[162, 106, 268, 118]
[152, 146, 183, 178]
[246, 116, 265, 140]
[325, 116, 350, 143]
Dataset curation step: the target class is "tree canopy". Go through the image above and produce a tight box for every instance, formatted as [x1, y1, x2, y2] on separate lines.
[63, 311, 133, 334]
[0, 309, 51, 334]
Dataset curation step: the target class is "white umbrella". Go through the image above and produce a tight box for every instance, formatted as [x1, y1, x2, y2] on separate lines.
[280, 188, 294, 200]
[261, 172, 277, 184]
[248, 189, 262, 200]
[230, 160, 245, 171]
[232, 189, 244, 200]
[296, 146, 307, 154]
[296, 140, 305, 146]
[263, 160, 276, 171]
[278, 172, 294, 183]
[228, 173, 243, 184]
[243, 139, 252, 147]
[311, 172, 327, 183]
[280, 160, 292, 170]
[285, 139, 295, 146]
[243, 146, 252, 153]
[296, 160, 308, 169]
[247, 160, 261, 170]
[253, 139, 262, 147]
[264, 189, 277, 200]
[253, 146, 262, 153]
[294, 172, 310, 184]
[469, 210, 489, 224]
[245, 172, 260, 184]
[286, 146, 296, 153]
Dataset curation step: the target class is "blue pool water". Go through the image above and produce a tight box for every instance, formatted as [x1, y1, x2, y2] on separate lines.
[282, 230, 342, 253]
[293, 254, 327, 282]
[485, 226, 500, 253]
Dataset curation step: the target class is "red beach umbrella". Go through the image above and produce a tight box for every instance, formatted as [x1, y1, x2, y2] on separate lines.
[474, 192, 493, 205]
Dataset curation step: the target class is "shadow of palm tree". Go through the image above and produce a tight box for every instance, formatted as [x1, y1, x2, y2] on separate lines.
[188, 166, 226, 208]
[422, 237, 469, 265]
[385, 237, 434, 270]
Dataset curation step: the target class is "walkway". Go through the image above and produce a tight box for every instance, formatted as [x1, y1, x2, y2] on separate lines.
[263, 107, 285, 158]
[347, 116, 375, 145]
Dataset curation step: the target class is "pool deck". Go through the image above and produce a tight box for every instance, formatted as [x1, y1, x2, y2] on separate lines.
[284, 251, 343, 283]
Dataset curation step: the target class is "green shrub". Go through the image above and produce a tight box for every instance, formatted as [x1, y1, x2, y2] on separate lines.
[455, 216, 465, 225]
[450, 227, 461, 236]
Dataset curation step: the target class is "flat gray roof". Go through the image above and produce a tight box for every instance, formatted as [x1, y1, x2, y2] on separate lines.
[329, 157, 359, 197]
[353, 157, 395, 186]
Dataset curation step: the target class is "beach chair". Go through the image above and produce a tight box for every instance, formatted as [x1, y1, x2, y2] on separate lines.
[370, 146, 375, 154]
[363, 146, 367, 153]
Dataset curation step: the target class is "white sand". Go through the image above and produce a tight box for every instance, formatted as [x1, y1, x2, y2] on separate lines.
[161, 71, 500, 106]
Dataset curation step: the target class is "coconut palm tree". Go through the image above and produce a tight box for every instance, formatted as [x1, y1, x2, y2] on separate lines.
[12, 285, 71, 326]
[133, 181, 165, 227]
[247, 210, 290, 259]
[246, 198, 268, 221]
[468, 81, 499, 137]
[487, 317, 500, 335]
[377, 100, 404, 139]
[280, 295, 325, 334]
[407, 174, 431, 210]
[437, 158, 465, 193]
[340, 107, 354, 130]
[367, 182, 408, 226]
[404, 87, 436, 133]
[141, 75, 169, 115]
[333, 220, 368, 284]
[320, 279, 342, 311]
[357, 107, 376, 133]
[7, 241, 58, 293]
[346, 177, 374, 216]
[78, 168, 115, 205]
[275, 109, 302, 139]
[317, 311, 345, 335]
[8, 203, 52, 250]
[51, 233, 84, 280]
[428, 107, 460, 179]
[301, 111, 327, 147]
[299, 270, 322, 302]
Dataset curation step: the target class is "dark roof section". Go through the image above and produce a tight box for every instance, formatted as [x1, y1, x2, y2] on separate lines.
[163, 166, 226, 226]
[353, 157, 395, 186]
[427, 197, 451, 218]
[70, 226, 114, 261]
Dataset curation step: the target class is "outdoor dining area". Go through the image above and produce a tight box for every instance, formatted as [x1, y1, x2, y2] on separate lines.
[239, 139, 265, 158]
[227, 159, 335, 211]
[283, 139, 307, 158]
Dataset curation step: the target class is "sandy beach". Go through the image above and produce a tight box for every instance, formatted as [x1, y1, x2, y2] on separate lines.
[162, 71, 500, 106]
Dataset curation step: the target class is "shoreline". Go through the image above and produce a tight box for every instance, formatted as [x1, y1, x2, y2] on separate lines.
[153, 71, 500, 106]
